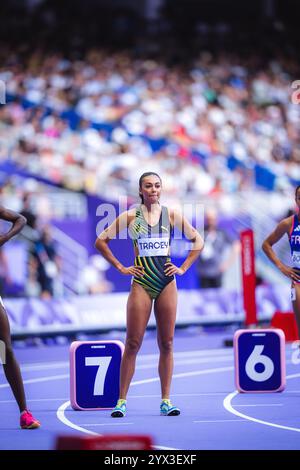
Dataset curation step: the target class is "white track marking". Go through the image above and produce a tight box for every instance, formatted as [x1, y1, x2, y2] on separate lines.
[0, 362, 69, 374]
[0, 397, 68, 404]
[137, 349, 233, 360]
[131, 366, 233, 386]
[234, 404, 283, 407]
[56, 364, 234, 450]
[1, 344, 295, 375]
[57, 400, 98, 435]
[193, 419, 247, 423]
[129, 392, 228, 398]
[0, 392, 228, 404]
[0, 349, 234, 375]
[223, 373, 300, 433]
[137, 356, 232, 369]
[82, 423, 134, 426]
[0, 374, 68, 389]
[56, 400, 179, 450]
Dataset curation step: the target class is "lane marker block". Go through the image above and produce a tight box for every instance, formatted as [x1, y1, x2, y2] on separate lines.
[70, 340, 124, 410]
[234, 329, 286, 393]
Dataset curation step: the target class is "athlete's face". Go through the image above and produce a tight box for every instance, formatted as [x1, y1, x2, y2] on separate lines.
[140, 175, 162, 205]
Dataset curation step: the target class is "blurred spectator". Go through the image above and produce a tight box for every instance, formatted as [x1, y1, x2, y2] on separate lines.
[20, 194, 37, 230]
[30, 225, 62, 298]
[25, 255, 41, 297]
[78, 255, 113, 295]
[196, 208, 240, 288]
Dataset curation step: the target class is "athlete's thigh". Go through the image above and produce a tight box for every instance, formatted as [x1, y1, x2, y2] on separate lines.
[154, 280, 177, 340]
[292, 282, 300, 318]
[0, 301, 12, 346]
[126, 281, 153, 340]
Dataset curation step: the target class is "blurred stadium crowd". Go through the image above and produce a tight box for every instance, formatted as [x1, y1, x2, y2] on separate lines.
[1, 48, 299, 201]
[0, 1, 299, 204]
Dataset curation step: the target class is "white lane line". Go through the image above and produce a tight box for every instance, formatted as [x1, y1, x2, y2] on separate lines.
[82, 423, 134, 427]
[57, 364, 234, 450]
[193, 419, 247, 423]
[129, 393, 228, 398]
[234, 404, 283, 407]
[131, 366, 234, 387]
[56, 400, 179, 451]
[284, 372, 300, 379]
[2, 354, 294, 377]
[138, 356, 232, 370]
[0, 349, 234, 375]
[137, 349, 234, 360]
[223, 372, 300, 434]
[13, 354, 295, 376]
[0, 374, 69, 389]
[0, 397, 68, 404]
[57, 400, 98, 436]
[0, 362, 69, 374]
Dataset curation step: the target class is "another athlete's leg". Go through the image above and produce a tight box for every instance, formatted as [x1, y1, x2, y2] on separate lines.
[0, 304, 40, 428]
[0, 304, 26, 412]
[292, 283, 300, 338]
[119, 282, 152, 400]
[154, 280, 177, 400]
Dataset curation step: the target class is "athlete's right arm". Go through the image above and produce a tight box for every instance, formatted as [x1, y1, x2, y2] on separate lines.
[262, 217, 300, 282]
[94, 210, 144, 278]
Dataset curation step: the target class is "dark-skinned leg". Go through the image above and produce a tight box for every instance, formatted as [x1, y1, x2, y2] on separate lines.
[292, 283, 300, 340]
[0, 304, 26, 412]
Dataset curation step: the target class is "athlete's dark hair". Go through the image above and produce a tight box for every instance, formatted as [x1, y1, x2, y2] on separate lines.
[295, 185, 300, 197]
[139, 172, 162, 203]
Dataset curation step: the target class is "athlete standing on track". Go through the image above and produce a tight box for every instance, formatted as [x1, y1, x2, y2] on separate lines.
[0, 206, 40, 429]
[262, 185, 300, 337]
[95, 172, 204, 417]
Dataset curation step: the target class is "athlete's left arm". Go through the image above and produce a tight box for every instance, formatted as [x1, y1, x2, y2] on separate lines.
[0, 206, 27, 246]
[164, 209, 204, 276]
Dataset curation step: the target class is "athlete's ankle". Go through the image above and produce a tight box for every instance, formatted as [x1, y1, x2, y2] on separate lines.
[117, 398, 127, 404]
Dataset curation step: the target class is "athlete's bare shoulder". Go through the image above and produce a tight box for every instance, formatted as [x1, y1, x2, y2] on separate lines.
[127, 207, 137, 223]
[280, 215, 294, 233]
[168, 207, 177, 224]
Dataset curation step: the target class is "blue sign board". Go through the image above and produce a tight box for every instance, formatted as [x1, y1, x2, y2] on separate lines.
[234, 330, 285, 392]
[70, 341, 124, 409]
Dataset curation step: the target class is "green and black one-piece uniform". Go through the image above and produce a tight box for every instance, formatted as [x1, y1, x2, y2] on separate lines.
[129, 204, 175, 299]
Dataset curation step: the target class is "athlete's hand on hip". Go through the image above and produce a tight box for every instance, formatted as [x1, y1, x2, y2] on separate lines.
[164, 262, 185, 276]
[280, 265, 300, 282]
[119, 265, 145, 278]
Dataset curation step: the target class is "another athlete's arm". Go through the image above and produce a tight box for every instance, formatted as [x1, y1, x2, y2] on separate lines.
[95, 210, 144, 278]
[164, 209, 204, 276]
[0, 206, 27, 246]
[262, 217, 300, 282]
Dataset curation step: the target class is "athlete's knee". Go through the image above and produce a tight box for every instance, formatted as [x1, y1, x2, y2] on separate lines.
[125, 337, 142, 354]
[158, 337, 174, 354]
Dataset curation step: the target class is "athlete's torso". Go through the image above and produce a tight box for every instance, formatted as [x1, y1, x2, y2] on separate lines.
[289, 214, 300, 270]
[129, 205, 175, 299]
[130, 204, 173, 257]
